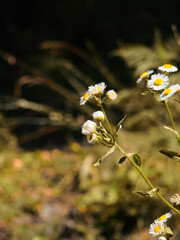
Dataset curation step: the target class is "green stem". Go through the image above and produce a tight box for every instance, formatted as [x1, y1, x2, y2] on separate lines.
[164, 100, 180, 145]
[100, 104, 114, 137]
[115, 142, 180, 215]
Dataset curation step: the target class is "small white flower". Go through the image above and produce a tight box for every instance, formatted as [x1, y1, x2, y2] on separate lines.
[82, 120, 97, 135]
[159, 84, 180, 101]
[170, 193, 180, 206]
[155, 212, 172, 224]
[106, 90, 117, 100]
[137, 70, 154, 84]
[87, 133, 97, 144]
[158, 64, 178, 73]
[88, 82, 106, 95]
[92, 111, 105, 122]
[149, 221, 165, 237]
[147, 73, 169, 91]
[80, 92, 91, 105]
[158, 236, 167, 240]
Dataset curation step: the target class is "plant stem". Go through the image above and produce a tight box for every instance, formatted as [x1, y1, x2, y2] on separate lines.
[100, 104, 114, 137]
[115, 142, 180, 215]
[164, 100, 180, 145]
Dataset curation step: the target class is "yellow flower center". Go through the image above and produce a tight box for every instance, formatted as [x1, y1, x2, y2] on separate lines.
[154, 225, 162, 233]
[83, 93, 90, 100]
[140, 72, 147, 78]
[163, 64, 173, 69]
[97, 86, 101, 92]
[164, 88, 172, 96]
[154, 78, 163, 86]
[159, 215, 167, 221]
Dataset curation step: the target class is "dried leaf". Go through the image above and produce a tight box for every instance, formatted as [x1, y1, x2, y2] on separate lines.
[115, 115, 127, 136]
[93, 145, 115, 166]
[164, 226, 174, 237]
[163, 125, 180, 138]
[133, 188, 159, 198]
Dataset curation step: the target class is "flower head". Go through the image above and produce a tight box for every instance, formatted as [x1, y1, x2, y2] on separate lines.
[159, 84, 180, 101]
[158, 64, 178, 73]
[149, 221, 165, 237]
[87, 133, 97, 144]
[155, 212, 172, 224]
[80, 92, 91, 105]
[88, 82, 106, 95]
[147, 73, 169, 91]
[137, 70, 154, 84]
[93, 111, 105, 122]
[106, 90, 117, 100]
[82, 120, 97, 135]
[170, 193, 180, 207]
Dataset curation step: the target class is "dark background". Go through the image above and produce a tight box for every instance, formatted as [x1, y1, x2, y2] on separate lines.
[1, 0, 180, 148]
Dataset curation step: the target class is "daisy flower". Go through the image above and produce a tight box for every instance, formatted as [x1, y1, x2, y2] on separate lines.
[92, 111, 105, 122]
[106, 90, 117, 100]
[137, 70, 154, 84]
[155, 212, 172, 224]
[88, 82, 106, 95]
[170, 193, 180, 206]
[80, 91, 91, 105]
[149, 221, 165, 237]
[82, 120, 97, 135]
[158, 64, 178, 73]
[159, 84, 180, 101]
[147, 73, 169, 91]
[87, 133, 97, 144]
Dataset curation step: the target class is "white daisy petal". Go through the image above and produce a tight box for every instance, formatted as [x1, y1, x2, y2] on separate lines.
[82, 120, 97, 135]
[155, 212, 172, 224]
[158, 236, 167, 240]
[80, 92, 91, 105]
[137, 70, 154, 84]
[159, 84, 180, 101]
[88, 82, 106, 95]
[147, 73, 169, 91]
[149, 222, 165, 237]
[158, 64, 178, 73]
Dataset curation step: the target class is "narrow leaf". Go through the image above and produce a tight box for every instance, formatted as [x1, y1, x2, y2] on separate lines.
[93, 145, 115, 167]
[133, 154, 141, 166]
[159, 149, 180, 162]
[163, 125, 180, 138]
[115, 115, 127, 136]
[133, 188, 159, 198]
[118, 156, 127, 165]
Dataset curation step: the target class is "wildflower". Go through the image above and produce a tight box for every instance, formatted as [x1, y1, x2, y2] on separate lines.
[170, 193, 180, 207]
[92, 111, 105, 122]
[155, 212, 172, 224]
[88, 82, 106, 95]
[82, 120, 97, 135]
[159, 84, 180, 101]
[80, 91, 91, 105]
[137, 70, 154, 84]
[87, 133, 97, 144]
[158, 64, 178, 73]
[149, 221, 165, 237]
[147, 73, 169, 91]
[106, 90, 117, 100]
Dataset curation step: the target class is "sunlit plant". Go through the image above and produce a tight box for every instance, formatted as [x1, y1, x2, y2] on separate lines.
[80, 64, 180, 238]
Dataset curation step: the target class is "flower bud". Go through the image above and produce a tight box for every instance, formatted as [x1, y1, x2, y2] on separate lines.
[92, 111, 105, 122]
[106, 90, 117, 100]
[82, 120, 97, 135]
[87, 133, 97, 144]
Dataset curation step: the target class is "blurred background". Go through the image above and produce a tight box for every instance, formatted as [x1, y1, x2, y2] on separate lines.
[0, 1, 180, 239]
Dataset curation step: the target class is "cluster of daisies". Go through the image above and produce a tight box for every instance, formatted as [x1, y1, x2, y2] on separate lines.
[149, 212, 172, 239]
[80, 82, 117, 106]
[137, 64, 180, 101]
[80, 82, 117, 145]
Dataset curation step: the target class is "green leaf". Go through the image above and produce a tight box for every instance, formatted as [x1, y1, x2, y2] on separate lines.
[133, 154, 141, 166]
[115, 115, 127, 136]
[93, 145, 115, 166]
[159, 149, 180, 162]
[118, 156, 127, 165]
